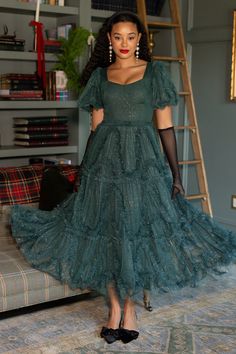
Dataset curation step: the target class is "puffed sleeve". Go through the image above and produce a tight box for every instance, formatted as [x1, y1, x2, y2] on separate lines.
[78, 67, 103, 112]
[152, 61, 178, 109]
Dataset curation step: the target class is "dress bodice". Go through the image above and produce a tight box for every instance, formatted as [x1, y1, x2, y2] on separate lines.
[101, 62, 153, 123]
[78, 61, 178, 124]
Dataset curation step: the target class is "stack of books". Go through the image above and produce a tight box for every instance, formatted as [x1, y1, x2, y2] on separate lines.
[13, 116, 69, 147]
[0, 34, 25, 51]
[0, 73, 43, 100]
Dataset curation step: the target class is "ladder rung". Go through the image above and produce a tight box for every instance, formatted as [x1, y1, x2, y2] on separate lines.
[147, 21, 180, 29]
[175, 125, 196, 131]
[185, 193, 208, 201]
[179, 91, 191, 96]
[179, 159, 201, 165]
[152, 56, 185, 62]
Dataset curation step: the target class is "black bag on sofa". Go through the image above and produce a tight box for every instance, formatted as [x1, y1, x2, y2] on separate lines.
[39, 166, 74, 211]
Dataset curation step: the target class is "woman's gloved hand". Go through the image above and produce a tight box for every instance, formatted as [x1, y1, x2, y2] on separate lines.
[158, 126, 185, 199]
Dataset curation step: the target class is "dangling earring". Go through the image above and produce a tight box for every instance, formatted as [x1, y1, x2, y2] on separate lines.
[135, 42, 139, 61]
[109, 41, 113, 63]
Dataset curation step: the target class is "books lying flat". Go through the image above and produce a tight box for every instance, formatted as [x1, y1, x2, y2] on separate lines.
[0, 44, 24, 51]
[14, 139, 68, 147]
[15, 132, 69, 139]
[14, 124, 68, 132]
[14, 117, 68, 125]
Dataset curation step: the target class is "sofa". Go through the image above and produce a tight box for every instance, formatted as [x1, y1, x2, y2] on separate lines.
[0, 164, 89, 313]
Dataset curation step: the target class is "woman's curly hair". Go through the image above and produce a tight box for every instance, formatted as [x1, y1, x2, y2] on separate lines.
[80, 11, 152, 86]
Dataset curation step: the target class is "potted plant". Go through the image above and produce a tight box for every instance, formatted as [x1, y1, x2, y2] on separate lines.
[54, 27, 91, 96]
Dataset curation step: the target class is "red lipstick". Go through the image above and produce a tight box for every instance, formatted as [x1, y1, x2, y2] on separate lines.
[120, 49, 129, 54]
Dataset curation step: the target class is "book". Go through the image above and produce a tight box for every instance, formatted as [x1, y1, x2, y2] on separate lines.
[14, 139, 68, 147]
[0, 89, 43, 95]
[0, 80, 41, 89]
[14, 124, 68, 132]
[0, 44, 24, 51]
[0, 79, 40, 85]
[56, 90, 69, 101]
[0, 73, 39, 80]
[8, 97, 43, 101]
[14, 117, 68, 125]
[44, 157, 72, 165]
[15, 132, 69, 139]
[44, 39, 61, 47]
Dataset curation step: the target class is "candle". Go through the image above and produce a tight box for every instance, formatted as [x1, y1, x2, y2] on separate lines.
[35, 0, 40, 22]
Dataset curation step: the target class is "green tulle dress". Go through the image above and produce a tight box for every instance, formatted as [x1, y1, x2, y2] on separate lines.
[11, 61, 236, 300]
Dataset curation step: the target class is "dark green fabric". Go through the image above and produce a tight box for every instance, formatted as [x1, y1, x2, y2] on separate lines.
[11, 61, 236, 300]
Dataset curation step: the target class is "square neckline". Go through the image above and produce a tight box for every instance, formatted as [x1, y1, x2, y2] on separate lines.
[105, 61, 150, 86]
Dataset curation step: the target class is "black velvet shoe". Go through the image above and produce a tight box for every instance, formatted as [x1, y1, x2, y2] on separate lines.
[100, 326, 121, 344]
[119, 327, 139, 343]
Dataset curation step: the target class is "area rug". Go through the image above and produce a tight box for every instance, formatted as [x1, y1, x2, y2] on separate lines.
[1, 265, 236, 354]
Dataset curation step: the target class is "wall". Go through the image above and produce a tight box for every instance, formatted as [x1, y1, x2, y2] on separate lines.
[183, 0, 236, 230]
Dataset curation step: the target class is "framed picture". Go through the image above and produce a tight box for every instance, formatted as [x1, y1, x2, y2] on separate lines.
[230, 11, 236, 100]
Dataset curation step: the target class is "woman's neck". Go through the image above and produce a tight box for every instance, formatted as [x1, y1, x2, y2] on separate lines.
[112, 57, 140, 69]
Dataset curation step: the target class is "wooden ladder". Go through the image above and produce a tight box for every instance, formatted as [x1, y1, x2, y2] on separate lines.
[136, 0, 213, 216]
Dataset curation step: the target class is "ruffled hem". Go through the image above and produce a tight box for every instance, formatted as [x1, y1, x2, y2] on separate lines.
[10, 123, 236, 301]
[11, 184, 236, 301]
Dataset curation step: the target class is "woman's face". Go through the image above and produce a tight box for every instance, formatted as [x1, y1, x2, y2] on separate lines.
[108, 21, 141, 61]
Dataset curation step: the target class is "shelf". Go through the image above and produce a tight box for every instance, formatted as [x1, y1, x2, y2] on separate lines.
[0, 50, 58, 62]
[0, 0, 78, 17]
[0, 145, 78, 158]
[0, 101, 78, 110]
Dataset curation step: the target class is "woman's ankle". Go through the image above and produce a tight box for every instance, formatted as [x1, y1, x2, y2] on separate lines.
[123, 301, 137, 330]
[107, 305, 121, 329]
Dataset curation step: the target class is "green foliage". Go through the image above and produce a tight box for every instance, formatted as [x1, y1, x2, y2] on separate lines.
[54, 27, 90, 95]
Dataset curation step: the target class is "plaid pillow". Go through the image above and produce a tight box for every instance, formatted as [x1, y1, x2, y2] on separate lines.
[0, 165, 43, 205]
[0, 164, 79, 206]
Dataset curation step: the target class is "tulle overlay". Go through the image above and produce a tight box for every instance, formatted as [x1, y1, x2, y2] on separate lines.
[11, 61, 236, 300]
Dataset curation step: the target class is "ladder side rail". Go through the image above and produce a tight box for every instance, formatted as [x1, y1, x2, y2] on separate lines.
[169, 0, 213, 215]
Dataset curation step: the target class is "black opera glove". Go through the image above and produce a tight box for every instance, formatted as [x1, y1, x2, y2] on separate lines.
[158, 126, 185, 199]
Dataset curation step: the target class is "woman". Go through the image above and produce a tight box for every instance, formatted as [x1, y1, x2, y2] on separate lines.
[11, 11, 236, 345]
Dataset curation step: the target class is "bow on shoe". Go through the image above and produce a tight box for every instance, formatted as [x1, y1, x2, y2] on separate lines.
[100, 326, 121, 344]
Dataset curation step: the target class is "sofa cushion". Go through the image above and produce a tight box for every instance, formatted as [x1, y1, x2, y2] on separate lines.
[0, 164, 43, 205]
[0, 164, 79, 206]
[0, 246, 87, 312]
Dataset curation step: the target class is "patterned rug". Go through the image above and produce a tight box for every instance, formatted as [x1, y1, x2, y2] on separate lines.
[1, 265, 236, 354]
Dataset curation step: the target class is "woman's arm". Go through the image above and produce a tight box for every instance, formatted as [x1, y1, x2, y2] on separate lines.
[154, 106, 185, 199]
[153, 106, 173, 129]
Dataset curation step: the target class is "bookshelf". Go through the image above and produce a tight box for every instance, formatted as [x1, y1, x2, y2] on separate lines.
[0, 0, 165, 167]
[0, 0, 82, 167]
[0, 1, 78, 16]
